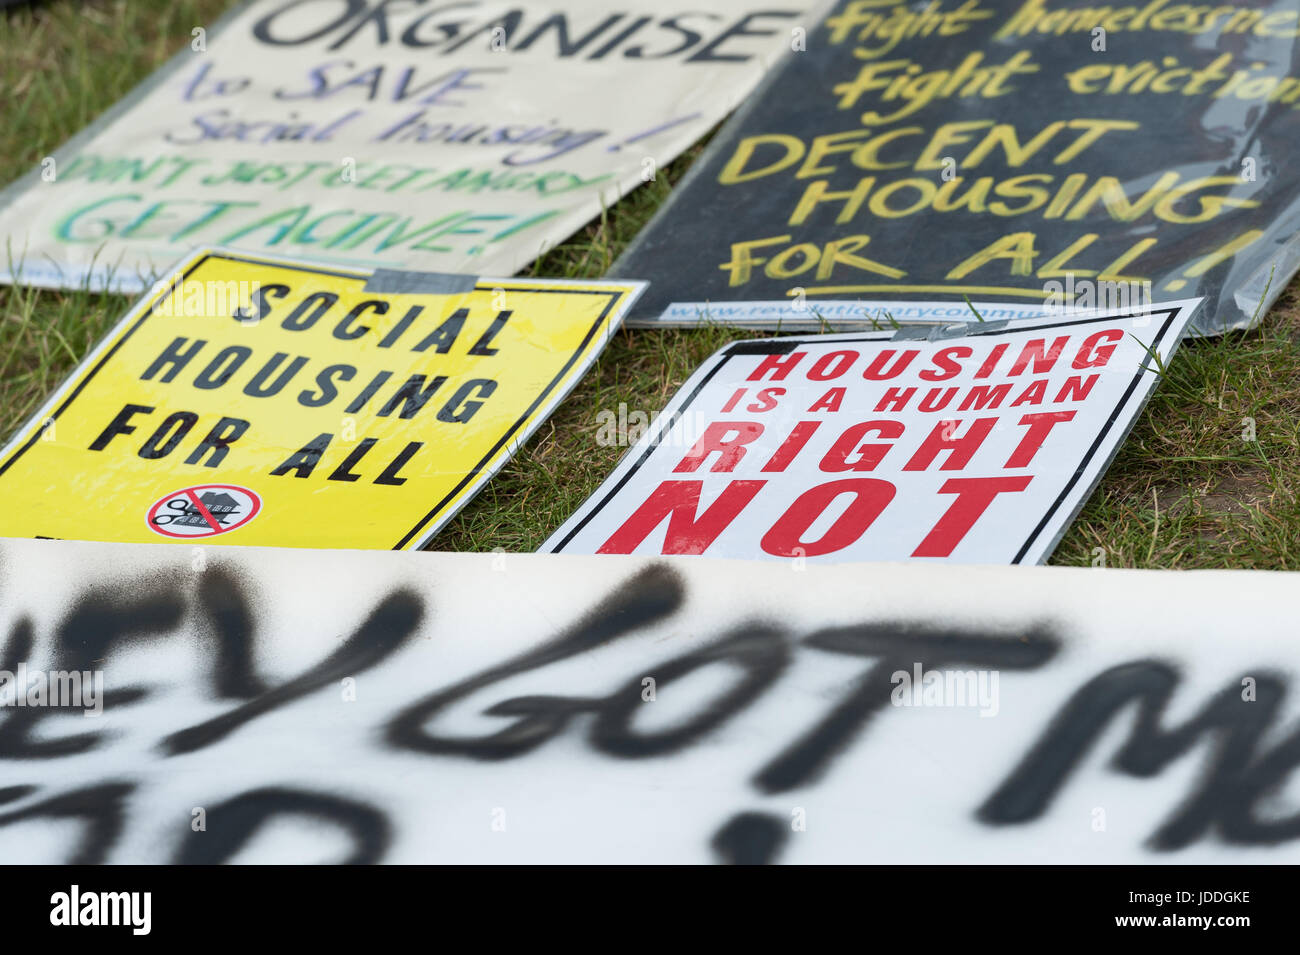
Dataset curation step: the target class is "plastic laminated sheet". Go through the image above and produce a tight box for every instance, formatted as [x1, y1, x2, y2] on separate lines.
[614, 0, 1300, 335]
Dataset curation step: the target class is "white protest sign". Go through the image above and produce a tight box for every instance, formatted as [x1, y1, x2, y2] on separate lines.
[0, 0, 817, 293]
[641, 297, 1050, 329]
[544, 300, 1201, 563]
[0, 538, 1296, 863]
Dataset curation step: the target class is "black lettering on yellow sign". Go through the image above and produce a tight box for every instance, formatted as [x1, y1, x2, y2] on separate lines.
[0, 249, 641, 549]
[138, 335, 500, 419]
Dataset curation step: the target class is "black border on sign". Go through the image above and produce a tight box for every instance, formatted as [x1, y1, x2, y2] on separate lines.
[548, 308, 1182, 563]
[0, 251, 627, 551]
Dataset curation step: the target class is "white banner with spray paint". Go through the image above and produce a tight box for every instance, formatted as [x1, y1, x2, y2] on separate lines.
[1, 537, 1296, 863]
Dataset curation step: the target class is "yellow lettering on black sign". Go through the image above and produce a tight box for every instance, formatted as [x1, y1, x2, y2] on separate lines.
[0, 249, 643, 549]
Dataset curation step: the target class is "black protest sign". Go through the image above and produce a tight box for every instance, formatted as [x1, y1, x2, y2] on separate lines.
[614, 0, 1300, 334]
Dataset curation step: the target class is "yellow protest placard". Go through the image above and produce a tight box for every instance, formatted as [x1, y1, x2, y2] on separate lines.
[0, 249, 643, 549]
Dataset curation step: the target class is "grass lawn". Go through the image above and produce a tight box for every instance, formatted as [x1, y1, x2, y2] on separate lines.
[3, 0, 1298, 569]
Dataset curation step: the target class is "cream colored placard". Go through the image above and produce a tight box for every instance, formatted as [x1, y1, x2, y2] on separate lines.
[0, 0, 817, 292]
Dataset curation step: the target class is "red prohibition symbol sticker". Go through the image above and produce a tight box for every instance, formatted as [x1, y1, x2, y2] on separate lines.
[146, 484, 261, 539]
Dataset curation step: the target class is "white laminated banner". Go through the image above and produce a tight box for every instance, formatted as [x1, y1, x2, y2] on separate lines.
[0, 537, 1296, 863]
[642, 297, 1051, 330]
[0, 0, 816, 293]
[544, 300, 1201, 564]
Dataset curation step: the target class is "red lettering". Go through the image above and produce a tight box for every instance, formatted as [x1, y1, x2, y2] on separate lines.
[874, 386, 915, 412]
[808, 387, 846, 412]
[597, 480, 765, 555]
[1054, 374, 1099, 402]
[719, 388, 747, 413]
[903, 418, 997, 471]
[674, 421, 764, 473]
[1010, 378, 1049, 407]
[973, 343, 1008, 379]
[808, 350, 858, 380]
[1005, 411, 1076, 468]
[762, 421, 821, 472]
[748, 351, 804, 381]
[1072, 329, 1123, 369]
[761, 478, 895, 557]
[958, 383, 1011, 411]
[911, 476, 1033, 557]
[920, 345, 972, 381]
[1008, 336, 1070, 376]
[746, 387, 785, 412]
[862, 349, 919, 380]
[820, 420, 903, 472]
